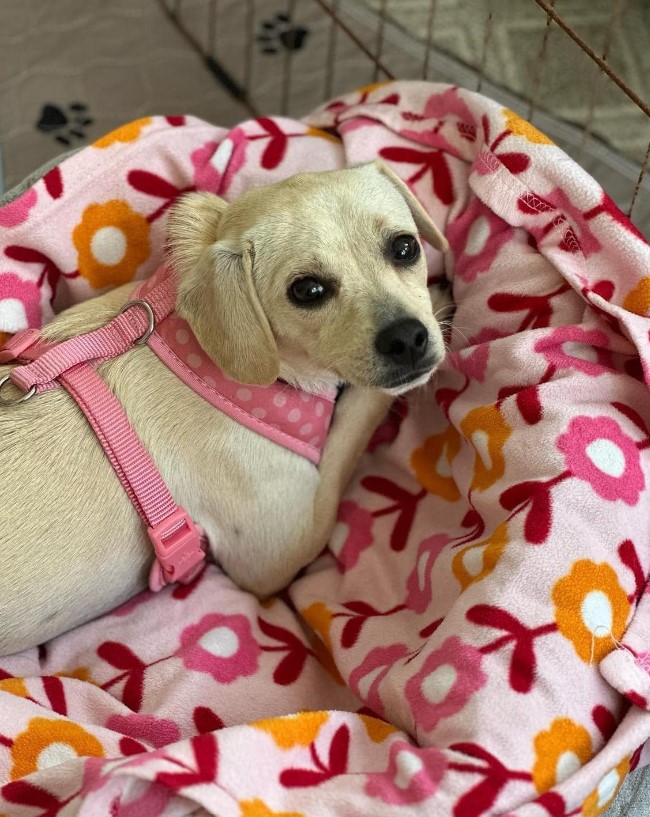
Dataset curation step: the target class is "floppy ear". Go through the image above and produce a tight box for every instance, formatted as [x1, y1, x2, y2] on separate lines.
[169, 192, 279, 386]
[371, 161, 449, 252]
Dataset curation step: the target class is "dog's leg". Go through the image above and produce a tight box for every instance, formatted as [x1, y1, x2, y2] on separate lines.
[309, 386, 393, 556]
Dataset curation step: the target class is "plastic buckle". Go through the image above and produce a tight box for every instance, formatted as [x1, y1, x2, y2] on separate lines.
[148, 508, 205, 584]
[0, 329, 41, 364]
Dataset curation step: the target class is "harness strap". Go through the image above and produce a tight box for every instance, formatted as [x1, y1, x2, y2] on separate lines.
[0, 275, 206, 592]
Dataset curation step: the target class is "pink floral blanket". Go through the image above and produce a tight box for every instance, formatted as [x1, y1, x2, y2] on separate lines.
[1, 81, 650, 817]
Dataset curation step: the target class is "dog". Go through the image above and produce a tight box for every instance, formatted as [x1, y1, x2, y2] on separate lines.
[0, 161, 449, 656]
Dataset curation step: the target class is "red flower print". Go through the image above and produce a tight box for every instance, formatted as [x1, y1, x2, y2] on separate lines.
[280, 724, 350, 787]
[534, 327, 613, 376]
[365, 740, 446, 805]
[178, 613, 260, 683]
[557, 416, 644, 505]
[404, 636, 487, 732]
[330, 501, 375, 571]
[105, 714, 180, 749]
[379, 145, 454, 205]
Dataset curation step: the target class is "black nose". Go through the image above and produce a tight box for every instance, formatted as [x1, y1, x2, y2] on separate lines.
[375, 318, 429, 366]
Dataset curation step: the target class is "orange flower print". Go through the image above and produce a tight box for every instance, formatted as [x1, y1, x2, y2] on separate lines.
[452, 522, 509, 590]
[0, 331, 11, 349]
[253, 712, 329, 749]
[460, 405, 512, 492]
[240, 800, 304, 817]
[623, 277, 650, 316]
[300, 603, 344, 685]
[93, 117, 152, 148]
[359, 714, 398, 743]
[503, 109, 554, 145]
[10, 717, 104, 780]
[582, 757, 630, 816]
[72, 200, 150, 288]
[305, 127, 341, 143]
[553, 560, 631, 663]
[532, 718, 593, 793]
[411, 424, 462, 500]
[0, 678, 29, 698]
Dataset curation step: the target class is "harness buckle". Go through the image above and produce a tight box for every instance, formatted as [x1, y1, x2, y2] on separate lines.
[148, 508, 205, 585]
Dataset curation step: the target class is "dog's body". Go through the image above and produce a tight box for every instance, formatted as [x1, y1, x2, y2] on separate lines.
[0, 162, 449, 656]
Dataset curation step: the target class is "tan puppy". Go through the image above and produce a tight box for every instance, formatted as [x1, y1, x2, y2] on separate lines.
[0, 161, 449, 656]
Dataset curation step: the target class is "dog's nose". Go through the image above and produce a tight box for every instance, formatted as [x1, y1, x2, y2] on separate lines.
[375, 318, 429, 366]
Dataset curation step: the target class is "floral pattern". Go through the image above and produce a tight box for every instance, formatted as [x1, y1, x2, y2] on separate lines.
[404, 637, 487, 732]
[532, 718, 593, 793]
[72, 200, 151, 288]
[0, 82, 649, 816]
[557, 416, 645, 505]
[178, 612, 260, 682]
[553, 560, 631, 663]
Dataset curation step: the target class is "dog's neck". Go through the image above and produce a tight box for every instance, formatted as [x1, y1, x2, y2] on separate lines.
[278, 359, 342, 397]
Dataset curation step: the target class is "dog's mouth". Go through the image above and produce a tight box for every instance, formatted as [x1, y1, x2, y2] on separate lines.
[381, 365, 436, 396]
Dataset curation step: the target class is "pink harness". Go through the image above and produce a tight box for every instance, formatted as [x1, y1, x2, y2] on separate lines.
[0, 266, 336, 592]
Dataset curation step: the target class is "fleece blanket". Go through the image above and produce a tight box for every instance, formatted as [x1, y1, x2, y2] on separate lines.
[1, 81, 650, 817]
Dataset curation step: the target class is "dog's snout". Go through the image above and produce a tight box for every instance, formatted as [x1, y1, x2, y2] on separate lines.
[375, 318, 429, 366]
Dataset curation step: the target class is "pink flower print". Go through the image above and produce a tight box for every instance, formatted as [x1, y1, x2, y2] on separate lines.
[365, 740, 447, 804]
[349, 644, 409, 716]
[0, 188, 37, 228]
[401, 87, 478, 155]
[0, 273, 42, 331]
[558, 416, 644, 505]
[330, 500, 375, 571]
[190, 127, 246, 196]
[405, 636, 487, 733]
[406, 534, 450, 613]
[447, 197, 514, 283]
[105, 714, 180, 749]
[178, 613, 260, 683]
[534, 326, 613, 376]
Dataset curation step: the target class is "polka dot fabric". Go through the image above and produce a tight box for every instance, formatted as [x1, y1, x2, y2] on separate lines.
[1, 84, 650, 817]
[136, 266, 336, 464]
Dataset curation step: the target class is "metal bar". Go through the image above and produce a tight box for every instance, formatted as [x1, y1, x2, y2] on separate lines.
[421, 0, 439, 80]
[310, 0, 395, 80]
[373, 0, 389, 83]
[526, 0, 554, 122]
[476, 2, 494, 94]
[579, 0, 626, 157]
[324, 0, 341, 101]
[531, 0, 650, 117]
[628, 138, 650, 219]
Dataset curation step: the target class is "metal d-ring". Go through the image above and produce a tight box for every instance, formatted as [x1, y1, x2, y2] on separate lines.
[0, 374, 36, 407]
[119, 299, 155, 346]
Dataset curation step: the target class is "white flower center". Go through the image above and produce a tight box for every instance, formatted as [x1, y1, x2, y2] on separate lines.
[199, 626, 239, 658]
[422, 664, 457, 705]
[90, 226, 127, 266]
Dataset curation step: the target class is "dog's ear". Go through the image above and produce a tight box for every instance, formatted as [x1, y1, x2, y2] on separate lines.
[371, 161, 449, 252]
[169, 192, 279, 386]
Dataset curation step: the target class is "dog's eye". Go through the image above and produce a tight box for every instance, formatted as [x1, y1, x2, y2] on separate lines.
[288, 277, 330, 307]
[391, 234, 420, 264]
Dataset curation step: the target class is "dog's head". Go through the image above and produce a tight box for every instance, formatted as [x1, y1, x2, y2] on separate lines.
[169, 161, 449, 394]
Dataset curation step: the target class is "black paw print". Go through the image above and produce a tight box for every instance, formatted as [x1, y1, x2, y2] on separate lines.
[257, 12, 309, 54]
[35, 102, 94, 147]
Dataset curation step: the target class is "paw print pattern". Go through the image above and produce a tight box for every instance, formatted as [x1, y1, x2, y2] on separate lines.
[35, 102, 94, 147]
[257, 12, 309, 54]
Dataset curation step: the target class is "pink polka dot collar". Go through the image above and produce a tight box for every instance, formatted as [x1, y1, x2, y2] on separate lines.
[136, 267, 336, 465]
